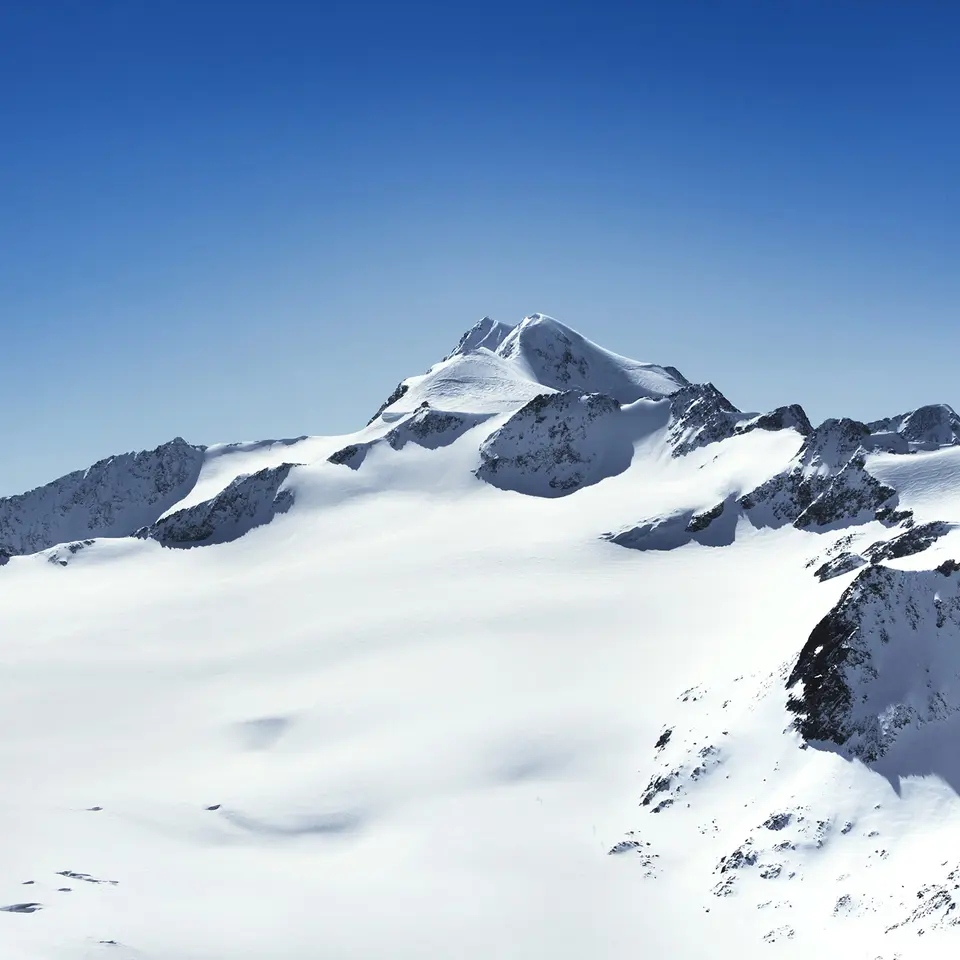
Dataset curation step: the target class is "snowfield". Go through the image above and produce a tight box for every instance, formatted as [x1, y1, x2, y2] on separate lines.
[3, 314, 960, 958]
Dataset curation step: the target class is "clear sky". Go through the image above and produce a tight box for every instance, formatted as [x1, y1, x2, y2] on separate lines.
[2, 1, 959, 495]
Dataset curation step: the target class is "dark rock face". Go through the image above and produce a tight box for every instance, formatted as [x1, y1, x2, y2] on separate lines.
[899, 405, 960, 447]
[875, 505, 915, 527]
[787, 576, 880, 752]
[862, 522, 953, 563]
[739, 420, 902, 530]
[667, 383, 744, 457]
[667, 388, 815, 458]
[330, 406, 490, 470]
[366, 382, 410, 425]
[0, 438, 205, 558]
[686, 501, 725, 533]
[138, 464, 298, 548]
[743, 404, 814, 437]
[814, 552, 867, 582]
[327, 444, 365, 468]
[383, 405, 489, 451]
[815, 527, 959, 581]
[792, 454, 897, 530]
[786, 563, 960, 762]
[869, 403, 960, 450]
[477, 390, 632, 497]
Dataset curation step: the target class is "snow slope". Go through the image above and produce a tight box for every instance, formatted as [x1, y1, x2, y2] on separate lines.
[3, 315, 960, 958]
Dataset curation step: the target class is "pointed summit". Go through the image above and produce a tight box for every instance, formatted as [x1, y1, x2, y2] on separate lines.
[444, 316, 514, 360]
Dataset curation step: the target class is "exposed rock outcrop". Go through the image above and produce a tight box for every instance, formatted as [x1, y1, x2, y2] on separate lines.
[330, 405, 490, 470]
[869, 403, 960, 450]
[476, 390, 632, 497]
[667, 384, 744, 456]
[138, 464, 298, 548]
[786, 563, 960, 762]
[738, 419, 903, 530]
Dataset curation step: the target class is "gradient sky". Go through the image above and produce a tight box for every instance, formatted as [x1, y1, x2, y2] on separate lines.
[2, 1, 959, 494]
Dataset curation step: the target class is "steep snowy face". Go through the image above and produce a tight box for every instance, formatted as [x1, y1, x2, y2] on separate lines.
[493, 314, 688, 403]
[444, 316, 514, 360]
[476, 390, 635, 497]
[787, 562, 960, 767]
[0, 438, 205, 556]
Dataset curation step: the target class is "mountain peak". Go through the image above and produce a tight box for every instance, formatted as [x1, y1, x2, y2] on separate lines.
[493, 313, 688, 403]
[444, 316, 514, 360]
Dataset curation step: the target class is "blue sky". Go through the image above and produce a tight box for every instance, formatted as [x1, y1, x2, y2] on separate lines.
[2, 1, 958, 494]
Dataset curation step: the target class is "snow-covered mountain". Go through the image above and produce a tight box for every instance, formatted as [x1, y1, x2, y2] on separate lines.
[4, 314, 960, 958]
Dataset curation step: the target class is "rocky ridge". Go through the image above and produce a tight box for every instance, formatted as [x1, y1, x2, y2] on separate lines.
[476, 390, 632, 497]
[137, 464, 298, 548]
[786, 562, 960, 763]
[0, 438, 205, 557]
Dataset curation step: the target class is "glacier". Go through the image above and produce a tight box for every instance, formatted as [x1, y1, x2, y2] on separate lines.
[3, 314, 960, 958]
